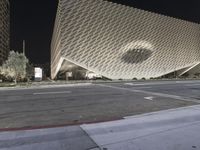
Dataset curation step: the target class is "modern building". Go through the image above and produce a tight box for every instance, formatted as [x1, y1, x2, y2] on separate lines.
[0, 0, 10, 65]
[51, 0, 200, 80]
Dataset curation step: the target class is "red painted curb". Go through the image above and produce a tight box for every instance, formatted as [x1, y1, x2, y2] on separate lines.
[0, 117, 123, 132]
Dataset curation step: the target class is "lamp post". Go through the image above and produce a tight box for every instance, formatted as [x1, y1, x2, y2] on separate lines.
[23, 40, 25, 56]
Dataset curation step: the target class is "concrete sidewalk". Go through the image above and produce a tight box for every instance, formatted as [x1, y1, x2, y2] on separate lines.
[0, 83, 92, 91]
[82, 105, 200, 150]
[0, 126, 98, 150]
[1, 105, 200, 150]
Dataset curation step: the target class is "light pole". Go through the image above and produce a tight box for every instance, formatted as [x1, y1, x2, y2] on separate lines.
[23, 40, 25, 56]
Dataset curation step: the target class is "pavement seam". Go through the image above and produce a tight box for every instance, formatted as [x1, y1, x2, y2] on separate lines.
[79, 126, 101, 150]
[97, 84, 200, 104]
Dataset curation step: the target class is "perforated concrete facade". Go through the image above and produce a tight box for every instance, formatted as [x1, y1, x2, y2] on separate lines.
[51, 0, 200, 79]
[0, 0, 9, 65]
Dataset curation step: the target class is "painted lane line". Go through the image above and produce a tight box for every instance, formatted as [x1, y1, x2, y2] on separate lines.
[133, 87, 152, 89]
[98, 84, 200, 103]
[125, 83, 157, 86]
[33, 91, 71, 95]
[124, 83, 175, 86]
[125, 83, 134, 86]
[124, 81, 200, 86]
[144, 96, 154, 101]
[124, 82, 178, 86]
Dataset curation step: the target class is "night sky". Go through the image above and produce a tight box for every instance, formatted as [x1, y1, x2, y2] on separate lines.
[10, 0, 200, 64]
[10, 0, 58, 64]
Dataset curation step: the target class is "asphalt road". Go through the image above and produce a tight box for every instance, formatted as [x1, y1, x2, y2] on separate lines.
[0, 80, 199, 129]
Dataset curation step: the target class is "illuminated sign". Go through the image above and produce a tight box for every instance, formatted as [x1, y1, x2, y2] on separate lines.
[34, 67, 42, 79]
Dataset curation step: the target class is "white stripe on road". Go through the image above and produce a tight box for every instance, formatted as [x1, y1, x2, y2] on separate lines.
[98, 84, 200, 103]
[33, 91, 71, 95]
[125, 81, 200, 86]
[125, 83, 155, 86]
[144, 96, 155, 101]
[124, 82, 172, 86]
[134, 87, 152, 89]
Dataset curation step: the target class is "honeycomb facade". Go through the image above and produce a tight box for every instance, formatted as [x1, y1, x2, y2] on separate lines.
[51, 0, 200, 79]
[0, 0, 9, 65]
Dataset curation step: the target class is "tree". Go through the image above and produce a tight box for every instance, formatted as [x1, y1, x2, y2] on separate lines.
[0, 51, 28, 84]
[26, 63, 34, 82]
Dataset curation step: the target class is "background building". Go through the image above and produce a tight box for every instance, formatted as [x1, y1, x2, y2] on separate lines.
[51, 0, 200, 80]
[0, 0, 10, 65]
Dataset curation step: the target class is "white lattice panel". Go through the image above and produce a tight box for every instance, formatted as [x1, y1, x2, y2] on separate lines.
[0, 0, 9, 65]
[51, 0, 200, 79]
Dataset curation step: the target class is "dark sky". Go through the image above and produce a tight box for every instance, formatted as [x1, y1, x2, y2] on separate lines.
[10, 0, 200, 64]
[10, 0, 58, 64]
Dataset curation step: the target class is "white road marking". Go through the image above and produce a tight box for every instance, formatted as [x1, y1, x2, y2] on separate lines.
[98, 84, 200, 103]
[125, 83, 134, 86]
[144, 96, 154, 101]
[125, 81, 200, 86]
[125, 82, 172, 86]
[134, 87, 152, 89]
[33, 91, 71, 95]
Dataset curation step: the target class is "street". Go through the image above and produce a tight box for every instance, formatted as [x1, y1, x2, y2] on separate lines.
[0, 80, 199, 129]
[0, 80, 200, 150]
